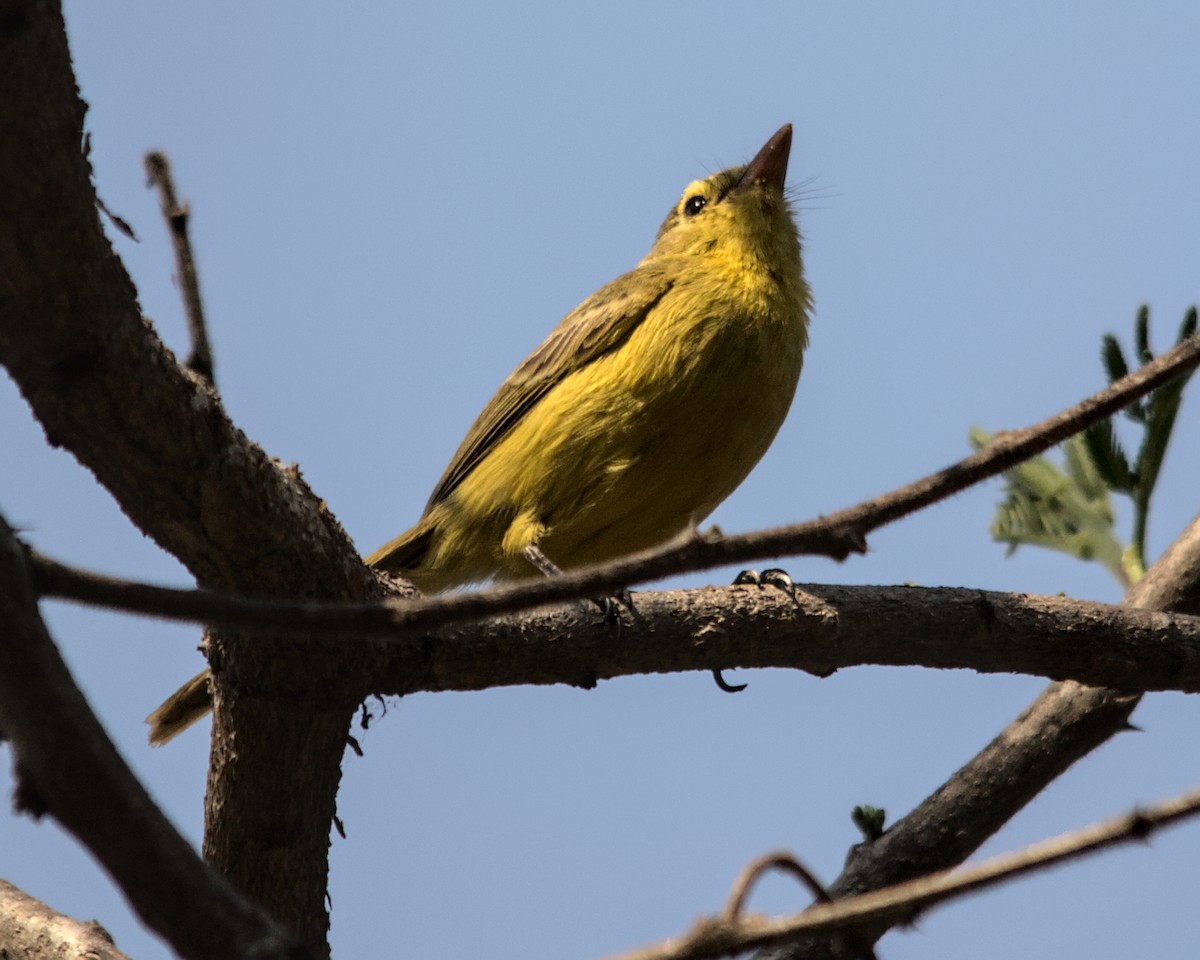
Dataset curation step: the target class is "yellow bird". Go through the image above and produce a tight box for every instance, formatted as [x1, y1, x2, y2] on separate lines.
[148, 124, 811, 744]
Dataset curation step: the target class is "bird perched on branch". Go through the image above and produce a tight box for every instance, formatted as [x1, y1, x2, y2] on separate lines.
[148, 124, 811, 745]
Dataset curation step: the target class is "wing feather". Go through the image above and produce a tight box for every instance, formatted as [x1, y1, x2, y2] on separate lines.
[423, 264, 673, 511]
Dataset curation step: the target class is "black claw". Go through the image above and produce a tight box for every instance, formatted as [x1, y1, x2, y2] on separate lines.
[734, 567, 796, 601]
[759, 567, 796, 600]
[591, 589, 635, 620]
[712, 669, 747, 693]
[591, 593, 629, 640]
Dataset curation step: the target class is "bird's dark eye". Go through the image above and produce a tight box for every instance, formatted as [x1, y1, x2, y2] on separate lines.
[683, 195, 707, 217]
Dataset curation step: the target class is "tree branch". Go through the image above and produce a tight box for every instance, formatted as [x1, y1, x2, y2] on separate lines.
[0, 519, 308, 960]
[29, 549, 1200, 694]
[754, 513, 1200, 959]
[144, 150, 214, 384]
[0, 5, 387, 951]
[607, 785, 1200, 960]
[0, 877, 134, 960]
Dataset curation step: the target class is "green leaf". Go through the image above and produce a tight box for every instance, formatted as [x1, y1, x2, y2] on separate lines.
[974, 429, 1126, 584]
[1105, 333, 1146, 423]
[1135, 375, 1186, 508]
[1101, 333, 1129, 385]
[1128, 308, 1198, 562]
[976, 304, 1195, 591]
[1179, 306, 1198, 344]
[1135, 303, 1152, 364]
[1081, 419, 1135, 493]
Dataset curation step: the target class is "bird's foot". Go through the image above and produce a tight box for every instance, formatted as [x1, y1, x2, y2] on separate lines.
[712, 568, 796, 692]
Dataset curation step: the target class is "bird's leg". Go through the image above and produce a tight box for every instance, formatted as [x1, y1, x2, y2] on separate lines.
[522, 544, 634, 624]
[523, 542, 565, 578]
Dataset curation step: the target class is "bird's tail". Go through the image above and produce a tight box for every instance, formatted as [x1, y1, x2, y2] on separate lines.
[363, 518, 435, 574]
[146, 670, 211, 746]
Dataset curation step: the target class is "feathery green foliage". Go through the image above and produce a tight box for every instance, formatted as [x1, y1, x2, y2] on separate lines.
[973, 306, 1196, 588]
[969, 429, 1128, 585]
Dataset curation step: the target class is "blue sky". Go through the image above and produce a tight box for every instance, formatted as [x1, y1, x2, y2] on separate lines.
[4, 3, 1200, 958]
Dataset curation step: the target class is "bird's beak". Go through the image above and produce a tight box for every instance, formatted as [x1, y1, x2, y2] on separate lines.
[733, 124, 792, 194]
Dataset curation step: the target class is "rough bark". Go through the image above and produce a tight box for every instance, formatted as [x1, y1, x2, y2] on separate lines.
[0, 521, 305, 960]
[0, 878, 134, 960]
[34, 555, 1200, 695]
[369, 582, 1200, 695]
[0, 4, 389, 952]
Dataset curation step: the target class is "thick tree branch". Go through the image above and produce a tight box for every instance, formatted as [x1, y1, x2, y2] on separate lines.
[0, 3, 375, 604]
[0, 877, 134, 960]
[0, 5, 387, 951]
[756, 514, 1200, 959]
[29, 549, 1200, 694]
[0, 519, 307, 960]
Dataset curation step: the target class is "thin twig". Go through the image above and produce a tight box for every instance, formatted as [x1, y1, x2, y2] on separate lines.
[723, 853, 832, 922]
[95, 195, 139, 241]
[84, 132, 139, 241]
[722, 857, 880, 960]
[30, 333, 1200, 638]
[145, 151, 214, 384]
[606, 786, 1200, 960]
